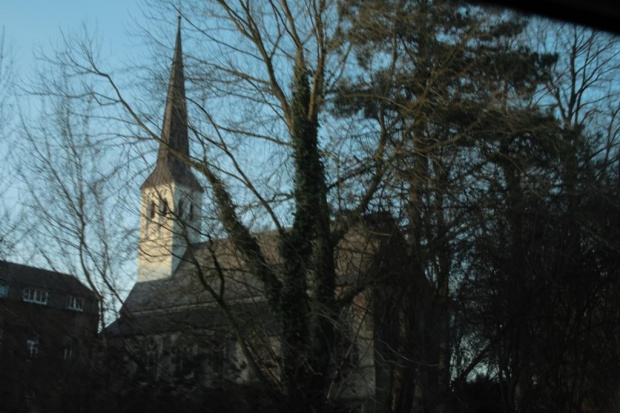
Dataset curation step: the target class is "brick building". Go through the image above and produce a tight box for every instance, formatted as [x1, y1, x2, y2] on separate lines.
[0, 261, 99, 413]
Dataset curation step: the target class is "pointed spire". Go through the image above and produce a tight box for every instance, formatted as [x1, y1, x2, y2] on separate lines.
[142, 16, 202, 191]
[161, 15, 186, 155]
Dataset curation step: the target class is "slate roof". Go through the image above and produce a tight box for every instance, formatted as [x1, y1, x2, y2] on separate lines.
[0, 260, 99, 314]
[0, 260, 96, 299]
[108, 300, 275, 337]
[142, 18, 202, 192]
[116, 217, 405, 337]
[123, 234, 276, 315]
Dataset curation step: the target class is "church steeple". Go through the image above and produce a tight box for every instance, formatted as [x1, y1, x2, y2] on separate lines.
[142, 16, 202, 192]
[137, 17, 204, 283]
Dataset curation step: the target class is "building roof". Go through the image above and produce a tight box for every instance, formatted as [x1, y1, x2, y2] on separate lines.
[0, 260, 99, 317]
[123, 234, 278, 315]
[142, 17, 203, 192]
[107, 300, 274, 337]
[0, 260, 96, 299]
[117, 216, 406, 335]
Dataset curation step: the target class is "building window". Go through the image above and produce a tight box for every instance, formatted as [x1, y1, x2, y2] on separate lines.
[160, 199, 169, 216]
[26, 339, 39, 359]
[66, 296, 84, 311]
[25, 389, 36, 406]
[171, 343, 196, 378]
[62, 338, 73, 360]
[23, 288, 48, 305]
[177, 199, 184, 218]
[189, 203, 194, 221]
[0, 284, 7, 298]
[144, 340, 159, 380]
[148, 201, 157, 219]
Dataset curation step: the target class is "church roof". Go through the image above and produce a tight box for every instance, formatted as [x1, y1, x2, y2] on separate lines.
[107, 300, 274, 337]
[123, 233, 280, 315]
[115, 216, 406, 335]
[142, 17, 203, 192]
[112, 234, 281, 336]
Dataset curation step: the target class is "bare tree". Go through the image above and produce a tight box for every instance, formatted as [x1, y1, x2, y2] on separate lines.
[17, 64, 137, 328]
[456, 21, 620, 413]
[0, 27, 22, 259]
[22, 2, 389, 411]
[14, 3, 620, 413]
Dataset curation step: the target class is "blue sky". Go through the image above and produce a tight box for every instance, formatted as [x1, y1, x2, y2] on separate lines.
[1, 0, 143, 78]
[0, 1, 149, 280]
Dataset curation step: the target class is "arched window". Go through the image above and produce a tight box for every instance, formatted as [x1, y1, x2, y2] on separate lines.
[171, 343, 189, 378]
[144, 340, 159, 381]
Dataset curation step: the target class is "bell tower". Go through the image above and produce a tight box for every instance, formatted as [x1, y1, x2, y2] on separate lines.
[138, 17, 203, 282]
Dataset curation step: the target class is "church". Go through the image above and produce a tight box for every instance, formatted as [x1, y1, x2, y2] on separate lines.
[106, 20, 407, 413]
